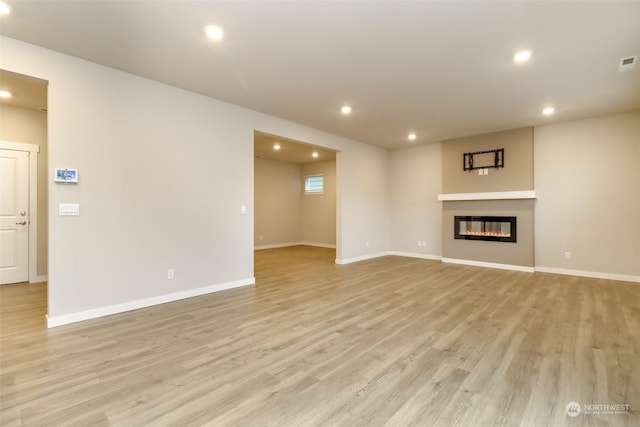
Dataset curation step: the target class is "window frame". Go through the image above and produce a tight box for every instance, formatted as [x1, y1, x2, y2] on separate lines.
[304, 174, 324, 195]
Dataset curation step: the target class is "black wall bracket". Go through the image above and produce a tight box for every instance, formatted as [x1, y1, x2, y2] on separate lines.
[463, 148, 504, 171]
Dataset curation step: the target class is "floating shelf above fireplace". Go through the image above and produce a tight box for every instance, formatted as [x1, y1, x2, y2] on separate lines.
[437, 190, 536, 201]
[454, 216, 517, 243]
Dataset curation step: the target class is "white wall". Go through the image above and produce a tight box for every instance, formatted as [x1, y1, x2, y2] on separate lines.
[389, 143, 442, 258]
[301, 160, 336, 246]
[335, 142, 390, 262]
[23, 46, 256, 320]
[1, 36, 391, 325]
[254, 158, 302, 247]
[534, 111, 640, 280]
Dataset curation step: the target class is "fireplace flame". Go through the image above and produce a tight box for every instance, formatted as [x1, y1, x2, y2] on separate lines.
[460, 230, 511, 237]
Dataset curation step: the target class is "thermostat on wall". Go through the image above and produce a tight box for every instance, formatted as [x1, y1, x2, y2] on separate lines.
[55, 168, 78, 183]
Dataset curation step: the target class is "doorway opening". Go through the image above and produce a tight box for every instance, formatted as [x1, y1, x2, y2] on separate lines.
[0, 69, 49, 321]
[253, 131, 338, 273]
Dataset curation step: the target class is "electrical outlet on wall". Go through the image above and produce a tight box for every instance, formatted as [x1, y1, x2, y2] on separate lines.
[422, 241, 427, 247]
[564, 252, 572, 260]
[168, 269, 175, 279]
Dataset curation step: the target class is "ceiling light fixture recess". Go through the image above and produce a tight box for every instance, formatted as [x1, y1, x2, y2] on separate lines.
[408, 133, 417, 141]
[312, 151, 319, 158]
[205, 25, 224, 41]
[273, 143, 281, 151]
[542, 106, 555, 116]
[341, 105, 352, 114]
[0, 90, 12, 98]
[0, 2, 11, 15]
[514, 50, 533, 63]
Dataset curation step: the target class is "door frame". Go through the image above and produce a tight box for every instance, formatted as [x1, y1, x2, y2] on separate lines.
[0, 140, 40, 283]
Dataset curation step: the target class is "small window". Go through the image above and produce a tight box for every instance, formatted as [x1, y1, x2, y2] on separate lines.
[304, 174, 324, 194]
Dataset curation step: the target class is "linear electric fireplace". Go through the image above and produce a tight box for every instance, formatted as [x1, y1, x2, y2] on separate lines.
[454, 216, 517, 243]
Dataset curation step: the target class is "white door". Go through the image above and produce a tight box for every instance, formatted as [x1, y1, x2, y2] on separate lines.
[0, 149, 30, 285]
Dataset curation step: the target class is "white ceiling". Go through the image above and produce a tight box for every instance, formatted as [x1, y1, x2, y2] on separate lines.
[0, 69, 47, 110]
[255, 132, 336, 165]
[1, 1, 639, 150]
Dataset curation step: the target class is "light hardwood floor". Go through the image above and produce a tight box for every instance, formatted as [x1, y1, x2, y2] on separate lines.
[1, 246, 638, 426]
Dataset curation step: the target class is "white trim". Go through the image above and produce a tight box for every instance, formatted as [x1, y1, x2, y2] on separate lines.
[0, 140, 40, 153]
[28, 151, 38, 284]
[300, 241, 336, 249]
[388, 251, 442, 261]
[335, 252, 389, 265]
[32, 275, 48, 283]
[442, 257, 534, 273]
[535, 266, 640, 283]
[437, 190, 536, 201]
[255, 242, 336, 250]
[46, 277, 255, 328]
[255, 242, 303, 250]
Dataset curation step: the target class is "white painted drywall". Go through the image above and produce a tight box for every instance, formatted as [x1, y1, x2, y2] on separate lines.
[389, 143, 442, 257]
[335, 142, 390, 261]
[254, 158, 302, 246]
[301, 160, 336, 246]
[534, 111, 640, 278]
[1, 36, 392, 322]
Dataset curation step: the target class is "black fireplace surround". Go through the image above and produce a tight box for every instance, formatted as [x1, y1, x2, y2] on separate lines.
[454, 216, 517, 243]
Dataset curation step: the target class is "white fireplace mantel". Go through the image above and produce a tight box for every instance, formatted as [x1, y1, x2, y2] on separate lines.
[437, 190, 537, 201]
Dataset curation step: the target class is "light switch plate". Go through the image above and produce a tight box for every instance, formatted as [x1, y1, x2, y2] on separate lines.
[59, 203, 80, 216]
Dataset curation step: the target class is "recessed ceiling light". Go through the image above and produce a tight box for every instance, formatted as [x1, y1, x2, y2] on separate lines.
[542, 106, 555, 116]
[273, 143, 281, 151]
[514, 50, 533, 63]
[0, 2, 11, 15]
[312, 151, 319, 158]
[341, 105, 352, 114]
[0, 90, 12, 98]
[205, 25, 224, 41]
[408, 133, 417, 141]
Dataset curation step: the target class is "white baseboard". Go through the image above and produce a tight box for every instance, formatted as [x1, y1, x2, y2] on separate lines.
[534, 266, 640, 283]
[335, 251, 389, 265]
[300, 242, 336, 249]
[388, 251, 442, 261]
[46, 277, 255, 328]
[442, 257, 535, 273]
[254, 242, 302, 250]
[31, 275, 48, 283]
[255, 242, 336, 250]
